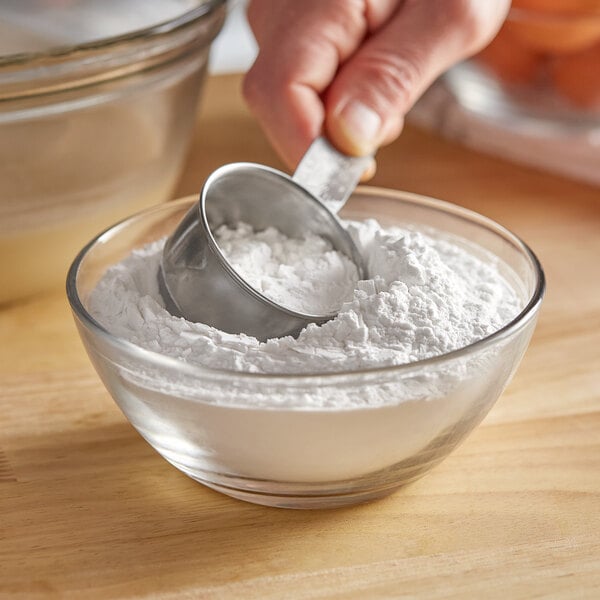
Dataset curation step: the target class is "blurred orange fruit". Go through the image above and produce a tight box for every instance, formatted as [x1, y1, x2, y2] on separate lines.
[477, 27, 543, 84]
[551, 42, 600, 108]
[508, 0, 600, 54]
[512, 0, 600, 13]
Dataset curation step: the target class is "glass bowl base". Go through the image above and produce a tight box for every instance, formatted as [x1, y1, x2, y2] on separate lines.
[174, 461, 443, 509]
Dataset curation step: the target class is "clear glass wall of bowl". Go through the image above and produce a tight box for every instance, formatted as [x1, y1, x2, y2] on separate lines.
[0, 0, 226, 303]
[67, 193, 544, 509]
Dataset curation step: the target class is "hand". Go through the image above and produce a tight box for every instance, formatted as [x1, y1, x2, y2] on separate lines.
[243, 0, 510, 171]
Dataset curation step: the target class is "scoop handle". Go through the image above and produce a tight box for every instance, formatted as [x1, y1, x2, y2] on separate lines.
[292, 137, 372, 214]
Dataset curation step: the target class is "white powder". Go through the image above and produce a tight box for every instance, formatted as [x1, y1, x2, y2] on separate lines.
[214, 222, 358, 315]
[89, 218, 527, 484]
[90, 218, 521, 377]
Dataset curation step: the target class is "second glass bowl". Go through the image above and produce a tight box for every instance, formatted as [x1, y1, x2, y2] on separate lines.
[0, 0, 226, 304]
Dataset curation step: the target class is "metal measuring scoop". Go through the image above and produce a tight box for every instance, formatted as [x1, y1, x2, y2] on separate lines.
[158, 137, 371, 341]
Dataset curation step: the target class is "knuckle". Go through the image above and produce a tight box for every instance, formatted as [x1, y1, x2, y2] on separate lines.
[446, 0, 479, 29]
[323, 0, 367, 40]
[254, 0, 367, 61]
[353, 49, 424, 111]
[443, 0, 491, 47]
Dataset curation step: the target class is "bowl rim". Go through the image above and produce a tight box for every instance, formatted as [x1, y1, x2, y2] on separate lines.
[66, 188, 546, 383]
[0, 0, 226, 68]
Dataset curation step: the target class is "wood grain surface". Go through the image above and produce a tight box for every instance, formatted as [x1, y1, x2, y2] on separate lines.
[1, 74, 599, 599]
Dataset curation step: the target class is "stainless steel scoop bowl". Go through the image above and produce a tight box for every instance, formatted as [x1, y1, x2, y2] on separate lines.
[159, 137, 371, 341]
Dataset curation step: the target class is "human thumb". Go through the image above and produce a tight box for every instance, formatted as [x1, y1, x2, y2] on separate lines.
[327, 99, 389, 157]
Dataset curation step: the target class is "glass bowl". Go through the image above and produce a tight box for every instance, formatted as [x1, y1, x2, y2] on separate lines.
[67, 191, 545, 509]
[445, 2, 600, 130]
[0, 0, 226, 304]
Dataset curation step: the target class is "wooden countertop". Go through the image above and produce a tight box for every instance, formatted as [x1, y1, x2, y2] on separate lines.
[1, 74, 599, 599]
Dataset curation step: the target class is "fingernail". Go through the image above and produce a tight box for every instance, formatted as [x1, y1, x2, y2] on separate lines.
[335, 100, 381, 156]
[360, 158, 377, 182]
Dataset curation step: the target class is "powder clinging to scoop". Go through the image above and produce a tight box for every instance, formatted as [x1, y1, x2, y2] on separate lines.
[214, 222, 358, 315]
